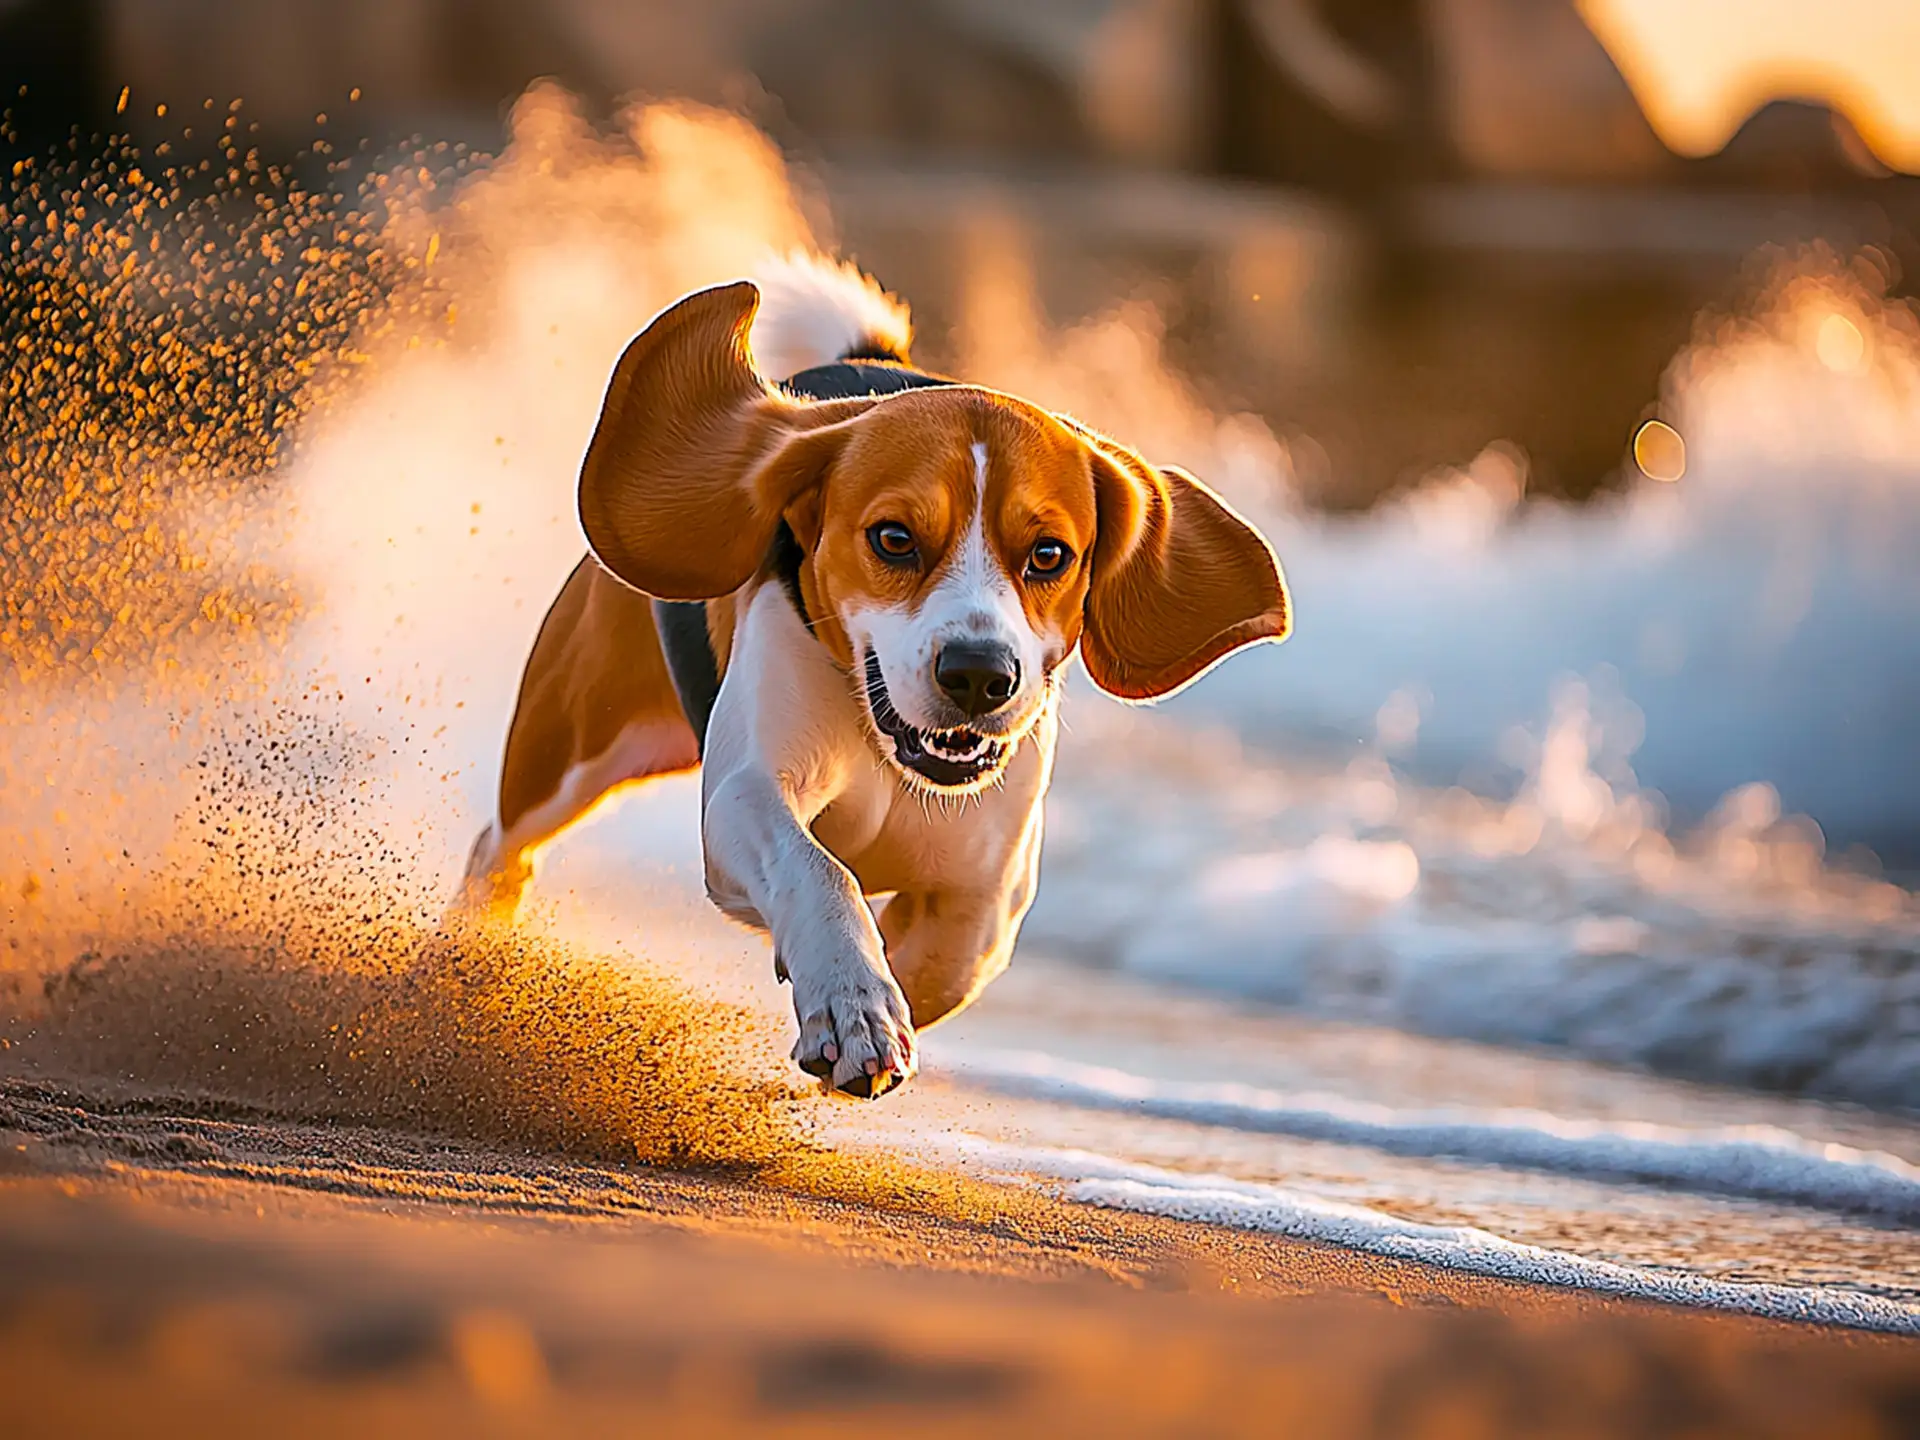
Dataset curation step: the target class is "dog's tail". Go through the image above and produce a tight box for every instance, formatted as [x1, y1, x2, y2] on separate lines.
[748, 252, 913, 382]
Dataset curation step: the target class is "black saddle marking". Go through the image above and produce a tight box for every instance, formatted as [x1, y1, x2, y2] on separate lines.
[651, 359, 954, 755]
[651, 598, 722, 755]
[782, 358, 950, 403]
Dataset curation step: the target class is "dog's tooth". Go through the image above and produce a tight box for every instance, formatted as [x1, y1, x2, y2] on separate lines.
[934, 731, 985, 760]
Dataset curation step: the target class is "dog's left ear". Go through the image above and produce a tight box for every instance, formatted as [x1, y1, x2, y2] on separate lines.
[1079, 439, 1291, 700]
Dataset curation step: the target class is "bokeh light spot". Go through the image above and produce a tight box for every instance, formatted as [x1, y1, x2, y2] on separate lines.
[1816, 312, 1867, 373]
[1632, 419, 1686, 483]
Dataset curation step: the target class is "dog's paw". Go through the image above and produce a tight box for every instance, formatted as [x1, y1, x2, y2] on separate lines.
[790, 969, 917, 1100]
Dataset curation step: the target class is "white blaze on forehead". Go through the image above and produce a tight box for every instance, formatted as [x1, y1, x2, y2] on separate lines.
[949, 442, 992, 600]
[925, 440, 1049, 665]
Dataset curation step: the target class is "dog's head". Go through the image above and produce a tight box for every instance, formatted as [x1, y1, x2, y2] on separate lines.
[579, 282, 1290, 792]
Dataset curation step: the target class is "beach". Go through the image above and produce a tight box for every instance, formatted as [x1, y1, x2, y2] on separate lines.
[6, 841, 1917, 1436]
[7, 1066, 1917, 1438]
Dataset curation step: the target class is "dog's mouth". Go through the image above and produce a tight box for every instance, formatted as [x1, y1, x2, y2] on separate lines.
[862, 652, 1011, 789]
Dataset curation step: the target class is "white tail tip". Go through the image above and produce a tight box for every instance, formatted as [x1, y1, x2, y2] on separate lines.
[748, 252, 913, 382]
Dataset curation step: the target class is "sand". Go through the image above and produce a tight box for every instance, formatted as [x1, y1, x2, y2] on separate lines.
[5, 1069, 1918, 1439]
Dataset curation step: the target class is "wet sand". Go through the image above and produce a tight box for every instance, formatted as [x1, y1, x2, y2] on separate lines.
[5, 1073, 1917, 1438]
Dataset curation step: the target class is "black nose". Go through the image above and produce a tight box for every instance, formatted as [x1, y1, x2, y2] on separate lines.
[934, 641, 1021, 718]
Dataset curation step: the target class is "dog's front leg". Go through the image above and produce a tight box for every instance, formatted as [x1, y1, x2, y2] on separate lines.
[703, 768, 917, 1098]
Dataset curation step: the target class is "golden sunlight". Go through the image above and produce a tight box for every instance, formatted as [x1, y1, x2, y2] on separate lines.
[1815, 311, 1868, 373]
[1579, 0, 1920, 173]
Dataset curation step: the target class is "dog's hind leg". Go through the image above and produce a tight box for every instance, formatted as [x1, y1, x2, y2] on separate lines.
[878, 879, 1037, 1030]
[455, 556, 702, 921]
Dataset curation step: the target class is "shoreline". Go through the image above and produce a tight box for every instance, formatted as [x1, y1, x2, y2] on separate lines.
[6, 1072, 1917, 1437]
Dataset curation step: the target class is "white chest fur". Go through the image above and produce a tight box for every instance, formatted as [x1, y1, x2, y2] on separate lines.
[701, 581, 1055, 915]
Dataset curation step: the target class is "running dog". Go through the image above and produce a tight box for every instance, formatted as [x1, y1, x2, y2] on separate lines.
[462, 260, 1290, 1097]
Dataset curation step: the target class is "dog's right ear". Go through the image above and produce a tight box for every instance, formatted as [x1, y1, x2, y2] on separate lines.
[578, 281, 871, 600]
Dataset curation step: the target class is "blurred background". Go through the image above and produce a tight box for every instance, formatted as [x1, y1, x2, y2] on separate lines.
[4, 1, 1918, 1115]
[7, 0, 1916, 503]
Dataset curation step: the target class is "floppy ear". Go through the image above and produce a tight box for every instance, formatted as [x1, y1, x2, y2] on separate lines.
[1080, 440, 1291, 700]
[577, 281, 872, 599]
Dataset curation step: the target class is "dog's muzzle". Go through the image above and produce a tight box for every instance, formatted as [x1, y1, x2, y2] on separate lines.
[863, 652, 1011, 788]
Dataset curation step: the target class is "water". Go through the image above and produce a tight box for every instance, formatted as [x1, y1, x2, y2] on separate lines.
[1023, 702, 1919, 1111]
[1187, 261, 1920, 858]
[913, 975, 1920, 1329]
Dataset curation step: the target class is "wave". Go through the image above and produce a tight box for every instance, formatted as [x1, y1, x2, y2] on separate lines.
[941, 1140, 1920, 1336]
[1179, 252, 1920, 857]
[942, 1049, 1920, 1222]
[1026, 695, 1919, 1109]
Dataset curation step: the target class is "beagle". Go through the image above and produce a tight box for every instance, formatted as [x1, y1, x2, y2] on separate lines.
[461, 261, 1290, 1098]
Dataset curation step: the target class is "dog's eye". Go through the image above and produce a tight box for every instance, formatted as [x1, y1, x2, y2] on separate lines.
[867, 521, 918, 564]
[1026, 538, 1073, 579]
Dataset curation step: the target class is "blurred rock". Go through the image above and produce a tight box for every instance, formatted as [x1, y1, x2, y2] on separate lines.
[1430, 0, 1677, 183]
[1704, 100, 1897, 190]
